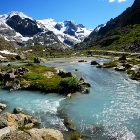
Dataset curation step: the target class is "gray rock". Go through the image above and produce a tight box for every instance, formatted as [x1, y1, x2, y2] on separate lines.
[0, 103, 7, 110]
[0, 126, 17, 139]
[34, 57, 47, 63]
[87, 124, 101, 133]
[58, 69, 66, 76]
[13, 107, 24, 114]
[15, 54, 25, 60]
[67, 123, 77, 131]
[5, 80, 21, 91]
[61, 72, 76, 78]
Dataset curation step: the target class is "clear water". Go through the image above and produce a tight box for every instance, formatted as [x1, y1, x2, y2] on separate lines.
[1, 58, 140, 140]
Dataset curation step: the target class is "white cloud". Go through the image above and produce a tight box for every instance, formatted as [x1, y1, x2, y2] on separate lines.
[109, 0, 115, 2]
[118, 0, 126, 2]
[109, 0, 127, 2]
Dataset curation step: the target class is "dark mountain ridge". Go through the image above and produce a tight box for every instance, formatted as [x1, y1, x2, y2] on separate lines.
[75, 0, 140, 52]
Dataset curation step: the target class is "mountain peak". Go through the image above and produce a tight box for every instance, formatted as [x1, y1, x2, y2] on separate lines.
[7, 11, 32, 20]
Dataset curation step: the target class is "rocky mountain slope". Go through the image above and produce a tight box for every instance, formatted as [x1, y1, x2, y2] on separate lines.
[0, 11, 91, 48]
[75, 0, 140, 52]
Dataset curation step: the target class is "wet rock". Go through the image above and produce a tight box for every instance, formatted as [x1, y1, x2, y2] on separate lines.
[91, 60, 98, 65]
[66, 93, 72, 99]
[13, 107, 24, 114]
[87, 124, 101, 133]
[96, 64, 103, 68]
[78, 60, 85, 62]
[67, 123, 77, 131]
[78, 77, 91, 93]
[64, 118, 72, 125]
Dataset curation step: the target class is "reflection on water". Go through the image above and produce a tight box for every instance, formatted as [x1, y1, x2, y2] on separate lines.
[0, 58, 140, 140]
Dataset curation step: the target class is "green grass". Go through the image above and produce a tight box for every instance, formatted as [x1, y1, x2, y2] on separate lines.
[69, 132, 80, 140]
[18, 125, 35, 131]
[23, 73, 44, 80]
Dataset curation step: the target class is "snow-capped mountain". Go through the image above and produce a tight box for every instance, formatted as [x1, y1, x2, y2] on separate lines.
[38, 19, 92, 46]
[0, 11, 92, 47]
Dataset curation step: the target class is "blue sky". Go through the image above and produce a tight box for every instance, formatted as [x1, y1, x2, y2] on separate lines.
[0, 0, 134, 29]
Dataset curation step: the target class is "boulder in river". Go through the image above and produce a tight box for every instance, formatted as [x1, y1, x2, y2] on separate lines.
[13, 107, 24, 114]
[91, 60, 99, 65]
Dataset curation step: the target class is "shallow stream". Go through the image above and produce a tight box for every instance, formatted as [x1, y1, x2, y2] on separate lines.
[1, 57, 140, 140]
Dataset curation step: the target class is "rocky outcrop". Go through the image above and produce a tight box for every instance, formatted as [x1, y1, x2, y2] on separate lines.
[0, 127, 64, 140]
[34, 57, 47, 63]
[26, 128, 64, 140]
[0, 111, 64, 140]
[78, 77, 91, 94]
[0, 112, 40, 129]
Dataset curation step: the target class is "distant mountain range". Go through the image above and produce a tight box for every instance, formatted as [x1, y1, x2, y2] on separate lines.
[75, 0, 140, 52]
[0, 11, 92, 48]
